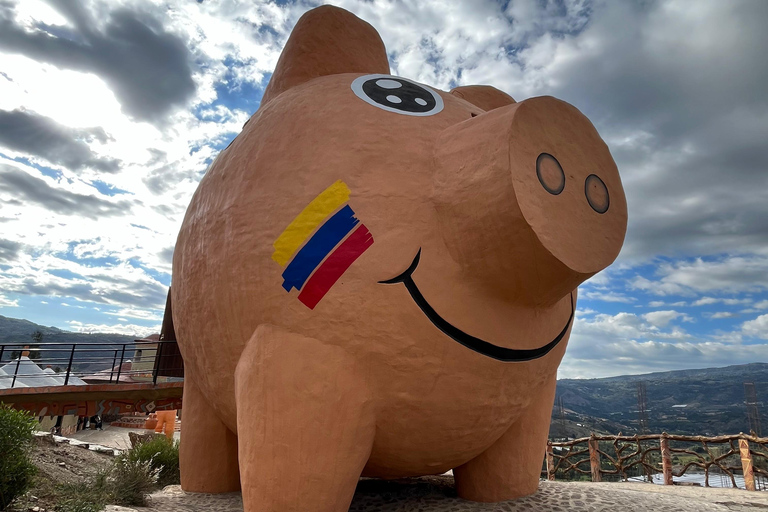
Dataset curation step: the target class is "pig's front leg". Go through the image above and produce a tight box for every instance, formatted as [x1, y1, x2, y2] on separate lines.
[453, 375, 557, 502]
[235, 324, 376, 512]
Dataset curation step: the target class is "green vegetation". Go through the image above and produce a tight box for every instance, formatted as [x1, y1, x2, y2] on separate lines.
[109, 456, 160, 507]
[0, 404, 38, 510]
[120, 437, 180, 488]
[52, 458, 158, 512]
[49, 437, 177, 510]
[54, 472, 111, 512]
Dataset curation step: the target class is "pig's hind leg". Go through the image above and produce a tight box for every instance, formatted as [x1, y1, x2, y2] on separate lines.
[235, 324, 376, 512]
[179, 371, 241, 492]
[453, 376, 557, 502]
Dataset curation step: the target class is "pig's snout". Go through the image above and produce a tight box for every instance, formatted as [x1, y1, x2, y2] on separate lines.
[432, 96, 627, 307]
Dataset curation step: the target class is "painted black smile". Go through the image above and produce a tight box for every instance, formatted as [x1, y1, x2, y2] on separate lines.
[379, 249, 574, 362]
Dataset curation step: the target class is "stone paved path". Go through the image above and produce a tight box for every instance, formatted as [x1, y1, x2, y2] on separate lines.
[70, 425, 180, 450]
[104, 476, 768, 511]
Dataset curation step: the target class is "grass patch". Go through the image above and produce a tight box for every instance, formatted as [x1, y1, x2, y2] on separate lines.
[0, 404, 37, 510]
[54, 472, 111, 512]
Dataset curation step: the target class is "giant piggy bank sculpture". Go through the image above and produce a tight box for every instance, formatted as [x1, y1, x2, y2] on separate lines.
[172, 5, 627, 512]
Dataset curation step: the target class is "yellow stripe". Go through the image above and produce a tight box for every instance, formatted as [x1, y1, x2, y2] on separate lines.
[272, 180, 351, 266]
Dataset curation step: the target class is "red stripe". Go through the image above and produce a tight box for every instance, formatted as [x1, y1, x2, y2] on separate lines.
[298, 224, 374, 309]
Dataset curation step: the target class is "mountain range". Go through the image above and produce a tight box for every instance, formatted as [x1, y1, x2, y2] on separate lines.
[0, 314, 149, 372]
[553, 363, 768, 437]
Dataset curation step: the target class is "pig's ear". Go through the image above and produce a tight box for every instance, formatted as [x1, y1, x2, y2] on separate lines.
[450, 85, 516, 112]
[260, 6, 390, 106]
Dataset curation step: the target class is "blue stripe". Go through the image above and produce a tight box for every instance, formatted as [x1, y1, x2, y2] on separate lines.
[281, 205, 359, 292]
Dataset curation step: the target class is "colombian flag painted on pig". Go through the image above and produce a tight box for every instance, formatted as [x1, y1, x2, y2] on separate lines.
[272, 180, 374, 309]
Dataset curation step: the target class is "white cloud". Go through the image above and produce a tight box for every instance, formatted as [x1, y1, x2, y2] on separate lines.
[560, 338, 768, 379]
[631, 256, 768, 296]
[581, 290, 636, 303]
[643, 310, 693, 328]
[693, 296, 752, 306]
[67, 320, 158, 337]
[630, 275, 689, 296]
[104, 308, 163, 321]
[708, 312, 739, 319]
[648, 300, 687, 307]
[0, 294, 19, 307]
[743, 314, 768, 340]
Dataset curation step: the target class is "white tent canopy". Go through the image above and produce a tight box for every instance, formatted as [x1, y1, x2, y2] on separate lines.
[0, 356, 87, 388]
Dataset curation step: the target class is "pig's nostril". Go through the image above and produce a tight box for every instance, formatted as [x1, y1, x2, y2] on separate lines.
[585, 174, 610, 214]
[536, 153, 565, 195]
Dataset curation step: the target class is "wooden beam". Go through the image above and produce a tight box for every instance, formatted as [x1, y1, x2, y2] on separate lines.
[546, 442, 555, 481]
[660, 435, 673, 485]
[740, 438, 756, 491]
[589, 434, 601, 482]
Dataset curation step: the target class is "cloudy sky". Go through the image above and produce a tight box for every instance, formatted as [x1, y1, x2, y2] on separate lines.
[0, 0, 766, 378]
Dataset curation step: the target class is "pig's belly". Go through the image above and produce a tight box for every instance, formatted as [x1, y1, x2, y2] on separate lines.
[360, 388, 528, 478]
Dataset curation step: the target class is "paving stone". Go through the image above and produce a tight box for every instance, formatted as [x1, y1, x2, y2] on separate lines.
[118, 477, 768, 511]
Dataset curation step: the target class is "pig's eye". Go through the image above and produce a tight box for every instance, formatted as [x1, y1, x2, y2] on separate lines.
[351, 74, 444, 117]
[585, 174, 610, 213]
[536, 153, 565, 195]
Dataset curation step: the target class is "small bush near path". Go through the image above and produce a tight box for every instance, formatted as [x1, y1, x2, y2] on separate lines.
[123, 437, 180, 487]
[109, 456, 159, 507]
[0, 403, 37, 510]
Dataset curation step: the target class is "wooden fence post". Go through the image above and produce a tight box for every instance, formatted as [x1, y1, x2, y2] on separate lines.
[739, 438, 756, 491]
[546, 442, 555, 481]
[660, 434, 673, 485]
[589, 434, 601, 482]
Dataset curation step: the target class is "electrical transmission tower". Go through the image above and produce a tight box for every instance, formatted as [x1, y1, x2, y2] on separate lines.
[744, 382, 762, 436]
[637, 381, 649, 434]
[556, 396, 567, 439]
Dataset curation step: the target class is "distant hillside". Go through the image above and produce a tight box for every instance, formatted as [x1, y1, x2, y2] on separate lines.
[0, 315, 63, 337]
[0, 314, 150, 372]
[554, 363, 768, 436]
[0, 314, 141, 345]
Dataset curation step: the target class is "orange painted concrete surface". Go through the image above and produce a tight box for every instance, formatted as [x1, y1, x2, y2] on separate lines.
[172, 5, 627, 512]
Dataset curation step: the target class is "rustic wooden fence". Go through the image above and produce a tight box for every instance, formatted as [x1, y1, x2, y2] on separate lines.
[544, 433, 768, 491]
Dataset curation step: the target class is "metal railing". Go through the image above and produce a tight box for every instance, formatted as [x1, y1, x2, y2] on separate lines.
[0, 340, 183, 388]
[543, 432, 768, 491]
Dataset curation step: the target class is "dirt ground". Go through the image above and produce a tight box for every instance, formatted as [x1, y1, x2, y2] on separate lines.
[9, 435, 115, 512]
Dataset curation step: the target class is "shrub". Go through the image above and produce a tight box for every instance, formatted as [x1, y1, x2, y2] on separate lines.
[124, 437, 180, 487]
[0, 403, 38, 510]
[55, 472, 111, 512]
[110, 455, 159, 507]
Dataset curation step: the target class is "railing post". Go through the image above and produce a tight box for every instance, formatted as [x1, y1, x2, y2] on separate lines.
[63, 344, 76, 385]
[739, 437, 756, 491]
[109, 349, 118, 383]
[153, 341, 164, 385]
[589, 434, 601, 482]
[115, 344, 126, 383]
[546, 442, 556, 481]
[660, 434, 673, 485]
[11, 348, 22, 388]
